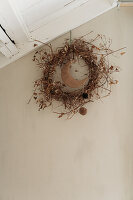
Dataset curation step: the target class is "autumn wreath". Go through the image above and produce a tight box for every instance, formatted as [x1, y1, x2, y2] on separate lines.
[30, 34, 125, 118]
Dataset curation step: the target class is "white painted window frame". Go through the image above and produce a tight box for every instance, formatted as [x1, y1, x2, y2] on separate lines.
[0, 0, 117, 68]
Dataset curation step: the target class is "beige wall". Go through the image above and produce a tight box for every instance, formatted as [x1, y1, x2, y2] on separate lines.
[0, 7, 133, 200]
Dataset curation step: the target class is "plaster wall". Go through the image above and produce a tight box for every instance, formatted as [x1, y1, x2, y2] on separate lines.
[0, 7, 133, 200]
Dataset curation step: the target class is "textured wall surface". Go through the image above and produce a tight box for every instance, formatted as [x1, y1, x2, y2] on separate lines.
[0, 7, 133, 200]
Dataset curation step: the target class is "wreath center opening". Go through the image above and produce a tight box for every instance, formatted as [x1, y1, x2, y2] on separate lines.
[54, 58, 89, 91]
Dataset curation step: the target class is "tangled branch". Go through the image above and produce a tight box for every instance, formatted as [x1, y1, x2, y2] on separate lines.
[30, 34, 125, 118]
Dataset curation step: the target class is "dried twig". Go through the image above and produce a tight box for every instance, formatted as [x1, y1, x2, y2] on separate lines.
[30, 34, 124, 118]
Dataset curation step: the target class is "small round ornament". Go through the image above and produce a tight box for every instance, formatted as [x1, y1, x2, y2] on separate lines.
[79, 107, 87, 115]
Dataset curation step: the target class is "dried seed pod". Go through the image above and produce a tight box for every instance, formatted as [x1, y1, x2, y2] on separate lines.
[82, 93, 88, 99]
[79, 107, 87, 115]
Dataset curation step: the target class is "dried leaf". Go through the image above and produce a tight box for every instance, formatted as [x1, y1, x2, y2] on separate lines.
[110, 66, 114, 70]
[120, 52, 126, 55]
[58, 113, 64, 118]
[34, 44, 38, 47]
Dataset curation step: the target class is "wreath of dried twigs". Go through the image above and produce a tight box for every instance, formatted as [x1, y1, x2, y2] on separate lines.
[29, 33, 126, 119]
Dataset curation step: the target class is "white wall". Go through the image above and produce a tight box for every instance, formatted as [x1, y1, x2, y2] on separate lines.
[0, 7, 133, 200]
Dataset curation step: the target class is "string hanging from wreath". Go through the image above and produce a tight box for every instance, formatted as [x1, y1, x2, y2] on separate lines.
[30, 32, 125, 119]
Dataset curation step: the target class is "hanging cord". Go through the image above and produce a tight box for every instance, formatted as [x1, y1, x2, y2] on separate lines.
[69, 30, 75, 60]
[69, 30, 72, 45]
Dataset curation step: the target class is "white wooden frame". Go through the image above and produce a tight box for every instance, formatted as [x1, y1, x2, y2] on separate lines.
[0, 0, 117, 68]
